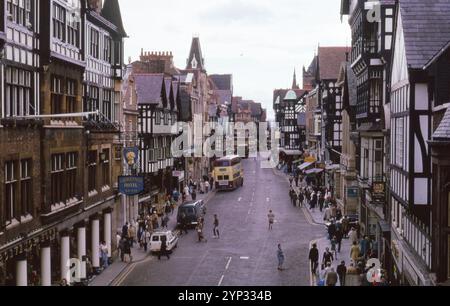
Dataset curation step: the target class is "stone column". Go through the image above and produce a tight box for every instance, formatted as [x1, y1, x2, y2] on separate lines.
[60, 231, 70, 282]
[16, 254, 27, 287]
[103, 209, 112, 258]
[91, 217, 100, 269]
[77, 222, 87, 280]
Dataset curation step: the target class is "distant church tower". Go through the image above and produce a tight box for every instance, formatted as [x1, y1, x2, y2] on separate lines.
[292, 68, 300, 90]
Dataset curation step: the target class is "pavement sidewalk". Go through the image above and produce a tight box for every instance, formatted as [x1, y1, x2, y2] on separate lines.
[274, 168, 355, 286]
[88, 189, 217, 286]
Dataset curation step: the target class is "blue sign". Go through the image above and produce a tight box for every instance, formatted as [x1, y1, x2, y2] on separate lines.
[119, 176, 144, 196]
[347, 187, 359, 198]
[123, 147, 139, 167]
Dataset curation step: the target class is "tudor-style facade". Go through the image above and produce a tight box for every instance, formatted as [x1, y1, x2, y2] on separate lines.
[135, 73, 179, 215]
[0, 0, 127, 286]
[341, 1, 395, 264]
[385, 0, 450, 286]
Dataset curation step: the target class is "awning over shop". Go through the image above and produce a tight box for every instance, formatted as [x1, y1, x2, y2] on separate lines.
[279, 148, 302, 156]
[305, 168, 324, 175]
[299, 162, 314, 170]
[326, 164, 341, 171]
[293, 159, 302, 164]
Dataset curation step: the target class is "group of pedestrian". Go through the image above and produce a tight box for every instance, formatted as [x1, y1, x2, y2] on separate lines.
[184, 177, 214, 202]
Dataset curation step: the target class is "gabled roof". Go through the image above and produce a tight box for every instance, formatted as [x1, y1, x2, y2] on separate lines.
[398, 0, 450, 69]
[210, 74, 233, 91]
[134, 74, 165, 105]
[186, 37, 205, 71]
[433, 106, 450, 140]
[164, 77, 173, 102]
[318, 47, 350, 80]
[250, 103, 263, 117]
[101, 0, 127, 37]
[179, 87, 192, 121]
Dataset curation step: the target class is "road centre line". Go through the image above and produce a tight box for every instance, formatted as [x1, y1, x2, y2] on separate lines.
[225, 257, 232, 270]
[218, 275, 225, 286]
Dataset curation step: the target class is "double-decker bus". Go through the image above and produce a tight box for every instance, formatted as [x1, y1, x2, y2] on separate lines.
[213, 155, 244, 191]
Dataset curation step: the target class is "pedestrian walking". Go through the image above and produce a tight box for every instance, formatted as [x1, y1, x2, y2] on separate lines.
[298, 191, 304, 208]
[326, 267, 338, 287]
[100, 241, 109, 269]
[142, 229, 151, 252]
[179, 212, 188, 236]
[205, 180, 210, 193]
[128, 222, 137, 248]
[161, 214, 169, 229]
[196, 223, 207, 243]
[192, 189, 197, 201]
[349, 227, 358, 244]
[268, 210, 275, 230]
[335, 230, 343, 253]
[319, 193, 325, 212]
[158, 237, 170, 260]
[213, 215, 220, 239]
[292, 192, 298, 207]
[331, 236, 338, 260]
[337, 261, 347, 286]
[122, 222, 129, 239]
[289, 176, 294, 187]
[277, 244, 285, 271]
[322, 247, 334, 268]
[309, 243, 319, 275]
[350, 242, 361, 262]
[328, 221, 336, 240]
[124, 238, 133, 262]
[119, 237, 126, 262]
[360, 236, 371, 259]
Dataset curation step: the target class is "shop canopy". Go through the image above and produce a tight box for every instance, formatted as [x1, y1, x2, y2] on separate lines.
[325, 164, 341, 171]
[305, 168, 324, 175]
[298, 162, 314, 171]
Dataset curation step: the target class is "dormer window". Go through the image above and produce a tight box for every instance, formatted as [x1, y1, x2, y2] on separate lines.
[191, 56, 198, 69]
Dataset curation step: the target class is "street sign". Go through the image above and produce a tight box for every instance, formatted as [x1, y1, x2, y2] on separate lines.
[118, 176, 144, 196]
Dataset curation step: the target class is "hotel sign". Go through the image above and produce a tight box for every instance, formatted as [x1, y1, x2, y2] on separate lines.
[119, 176, 144, 196]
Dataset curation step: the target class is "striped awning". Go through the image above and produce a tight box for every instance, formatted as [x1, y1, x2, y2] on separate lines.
[299, 162, 313, 170]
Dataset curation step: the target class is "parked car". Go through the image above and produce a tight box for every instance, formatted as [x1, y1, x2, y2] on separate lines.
[149, 231, 178, 254]
[177, 200, 206, 228]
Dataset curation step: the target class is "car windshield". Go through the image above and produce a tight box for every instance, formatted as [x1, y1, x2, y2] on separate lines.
[181, 207, 195, 215]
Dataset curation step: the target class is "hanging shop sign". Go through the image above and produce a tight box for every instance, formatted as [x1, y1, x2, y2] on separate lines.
[372, 182, 386, 201]
[347, 187, 359, 198]
[119, 176, 145, 196]
[123, 147, 139, 168]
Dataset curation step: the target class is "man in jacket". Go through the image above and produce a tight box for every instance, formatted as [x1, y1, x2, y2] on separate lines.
[309, 244, 319, 275]
[337, 261, 347, 286]
[158, 237, 170, 260]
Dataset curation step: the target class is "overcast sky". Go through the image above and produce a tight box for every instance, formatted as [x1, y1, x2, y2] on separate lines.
[120, 0, 350, 119]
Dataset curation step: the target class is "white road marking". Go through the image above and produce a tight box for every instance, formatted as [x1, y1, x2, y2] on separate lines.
[238, 197, 242, 202]
[218, 275, 225, 286]
[266, 198, 270, 202]
[240, 257, 250, 260]
[225, 257, 232, 270]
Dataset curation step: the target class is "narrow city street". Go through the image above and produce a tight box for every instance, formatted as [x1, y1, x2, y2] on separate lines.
[119, 158, 324, 286]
